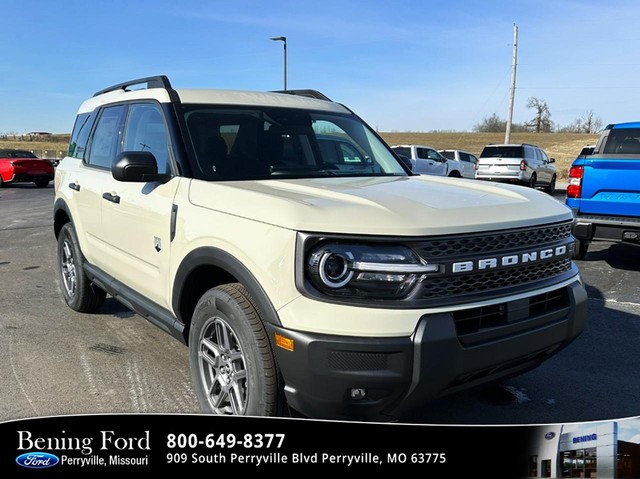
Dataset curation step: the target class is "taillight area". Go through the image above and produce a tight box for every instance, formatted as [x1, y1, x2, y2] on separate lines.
[567, 166, 584, 198]
[519, 159, 528, 171]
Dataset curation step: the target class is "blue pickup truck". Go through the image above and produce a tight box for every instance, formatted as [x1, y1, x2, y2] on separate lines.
[566, 121, 640, 259]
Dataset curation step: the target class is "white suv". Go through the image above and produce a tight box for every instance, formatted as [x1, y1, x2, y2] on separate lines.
[54, 76, 586, 421]
[476, 143, 557, 194]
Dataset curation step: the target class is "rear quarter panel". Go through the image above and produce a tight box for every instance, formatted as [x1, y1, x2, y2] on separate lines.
[574, 156, 640, 216]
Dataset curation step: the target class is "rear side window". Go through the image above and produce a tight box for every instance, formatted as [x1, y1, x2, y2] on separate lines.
[480, 146, 523, 158]
[86, 106, 126, 169]
[392, 146, 410, 157]
[68, 112, 96, 159]
[603, 128, 640, 155]
[524, 146, 537, 160]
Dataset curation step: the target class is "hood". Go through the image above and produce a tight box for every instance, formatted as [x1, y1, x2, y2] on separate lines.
[188, 175, 572, 236]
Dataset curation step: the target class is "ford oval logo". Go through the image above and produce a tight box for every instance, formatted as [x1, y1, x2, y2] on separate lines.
[16, 452, 60, 469]
[545, 432, 556, 440]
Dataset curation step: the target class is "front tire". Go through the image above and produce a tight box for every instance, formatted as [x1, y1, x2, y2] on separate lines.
[57, 223, 106, 312]
[189, 283, 283, 416]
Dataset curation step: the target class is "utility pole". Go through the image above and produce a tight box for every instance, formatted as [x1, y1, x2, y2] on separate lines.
[505, 24, 518, 144]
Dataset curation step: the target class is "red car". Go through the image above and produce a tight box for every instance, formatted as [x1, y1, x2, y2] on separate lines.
[0, 149, 55, 188]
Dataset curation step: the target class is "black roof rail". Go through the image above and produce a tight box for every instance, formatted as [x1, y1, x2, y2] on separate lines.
[271, 89, 332, 102]
[93, 75, 174, 97]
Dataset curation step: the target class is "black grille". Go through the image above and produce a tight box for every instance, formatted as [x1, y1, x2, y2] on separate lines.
[327, 351, 389, 371]
[415, 221, 572, 257]
[418, 258, 572, 300]
[453, 288, 570, 339]
[405, 220, 575, 306]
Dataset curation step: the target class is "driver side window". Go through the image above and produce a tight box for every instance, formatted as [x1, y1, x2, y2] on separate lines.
[123, 103, 171, 174]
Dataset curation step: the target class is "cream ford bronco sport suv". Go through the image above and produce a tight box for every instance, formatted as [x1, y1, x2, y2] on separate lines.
[54, 76, 587, 421]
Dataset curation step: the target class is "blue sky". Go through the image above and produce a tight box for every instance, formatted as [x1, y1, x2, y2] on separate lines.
[2, 0, 640, 133]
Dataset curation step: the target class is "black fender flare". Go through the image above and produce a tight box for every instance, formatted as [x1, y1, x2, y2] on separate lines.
[53, 197, 75, 238]
[172, 246, 282, 327]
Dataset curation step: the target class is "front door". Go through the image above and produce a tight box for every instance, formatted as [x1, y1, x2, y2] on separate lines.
[100, 102, 179, 309]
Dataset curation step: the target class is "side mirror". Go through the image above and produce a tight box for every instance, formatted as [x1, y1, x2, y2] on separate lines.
[549, 158, 556, 164]
[112, 151, 170, 182]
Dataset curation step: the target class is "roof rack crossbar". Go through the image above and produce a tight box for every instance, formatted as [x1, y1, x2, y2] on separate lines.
[271, 89, 332, 102]
[93, 75, 173, 97]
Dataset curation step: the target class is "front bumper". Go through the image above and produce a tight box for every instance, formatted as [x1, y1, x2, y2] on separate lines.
[268, 280, 587, 421]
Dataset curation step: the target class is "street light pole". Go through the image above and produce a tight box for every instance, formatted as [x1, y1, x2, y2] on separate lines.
[270, 36, 287, 91]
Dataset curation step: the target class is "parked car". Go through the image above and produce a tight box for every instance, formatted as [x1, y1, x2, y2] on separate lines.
[390, 144, 467, 177]
[476, 143, 557, 194]
[0, 149, 55, 188]
[566, 124, 640, 259]
[438, 149, 478, 179]
[54, 75, 586, 421]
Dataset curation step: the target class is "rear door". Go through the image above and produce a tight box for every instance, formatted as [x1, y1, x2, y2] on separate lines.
[458, 152, 477, 178]
[578, 127, 640, 216]
[413, 147, 447, 176]
[75, 105, 127, 266]
[533, 148, 550, 183]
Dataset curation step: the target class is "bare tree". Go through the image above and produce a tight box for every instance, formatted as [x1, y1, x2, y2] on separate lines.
[473, 113, 507, 132]
[473, 114, 528, 133]
[526, 97, 552, 133]
[579, 110, 603, 134]
[557, 110, 604, 133]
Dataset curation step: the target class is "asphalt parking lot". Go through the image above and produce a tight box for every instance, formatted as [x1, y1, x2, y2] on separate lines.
[1, 183, 639, 424]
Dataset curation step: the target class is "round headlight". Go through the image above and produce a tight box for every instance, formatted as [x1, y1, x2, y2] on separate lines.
[306, 242, 438, 299]
[318, 252, 353, 288]
[309, 248, 353, 288]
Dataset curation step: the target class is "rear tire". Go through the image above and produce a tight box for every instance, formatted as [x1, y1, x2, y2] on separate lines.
[527, 173, 537, 188]
[57, 223, 106, 312]
[189, 283, 284, 416]
[545, 175, 556, 195]
[573, 239, 589, 260]
[34, 180, 49, 188]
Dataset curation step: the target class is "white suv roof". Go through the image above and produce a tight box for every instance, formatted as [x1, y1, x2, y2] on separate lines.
[78, 77, 350, 115]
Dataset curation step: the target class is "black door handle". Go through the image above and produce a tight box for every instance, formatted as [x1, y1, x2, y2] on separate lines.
[69, 182, 80, 191]
[102, 192, 120, 204]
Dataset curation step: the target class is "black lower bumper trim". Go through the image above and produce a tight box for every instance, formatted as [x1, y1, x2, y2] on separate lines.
[268, 280, 587, 421]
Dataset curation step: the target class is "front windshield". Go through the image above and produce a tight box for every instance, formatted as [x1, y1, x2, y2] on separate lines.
[181, 106, 406, 180]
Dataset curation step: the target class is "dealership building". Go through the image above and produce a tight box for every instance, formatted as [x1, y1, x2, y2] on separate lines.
[528, 421, 640, 478]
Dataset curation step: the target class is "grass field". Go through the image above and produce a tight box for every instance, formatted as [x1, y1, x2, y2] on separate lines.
[0, 132, 598, 179]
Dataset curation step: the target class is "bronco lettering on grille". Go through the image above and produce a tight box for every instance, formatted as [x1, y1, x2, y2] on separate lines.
[452, 245, 568, 273]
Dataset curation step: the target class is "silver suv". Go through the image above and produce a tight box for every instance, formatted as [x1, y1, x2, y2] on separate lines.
[476, 143, 557, 194]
